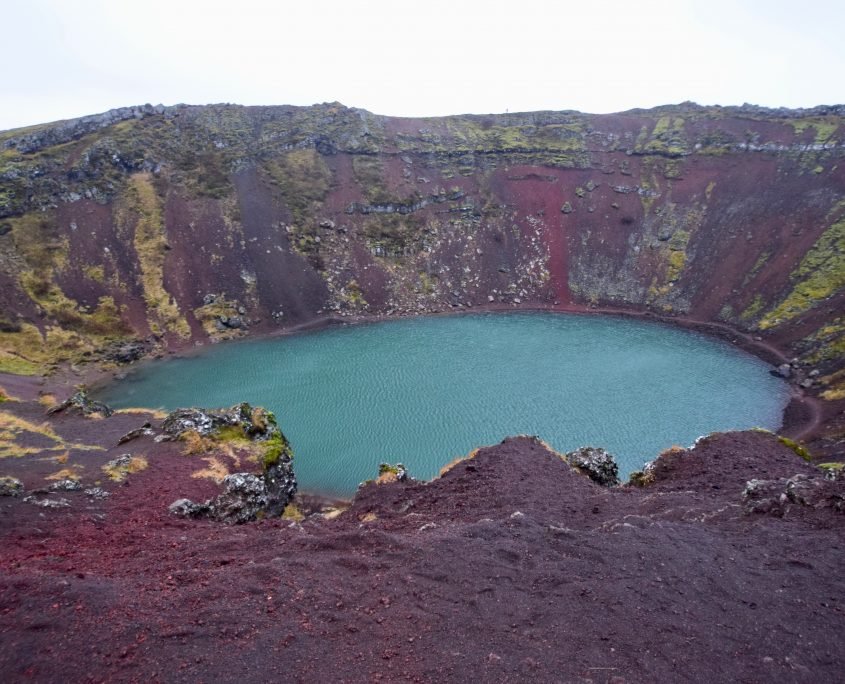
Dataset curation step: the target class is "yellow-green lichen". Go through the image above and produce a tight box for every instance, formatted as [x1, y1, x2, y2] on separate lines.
[818, 368, 845, 400]
[636, 117, 688, 157]
[83, 265, 105, 283]
[802, 317, 845, 364]
[788, 118, 840, 144]
[777, 436, 812, 462]
[102, 455, 148, 482]
[338, 279, 368, 310]
[740, 294, 765, 321]
[0, 322, 106, 375]
[664, 229, 690, 283]
[192, 296, 247, 341]
[0, 411, 102, 459]
[759, 206, 845, 329]
[119, 173, 190, 338]
[265, 148, 332, 225]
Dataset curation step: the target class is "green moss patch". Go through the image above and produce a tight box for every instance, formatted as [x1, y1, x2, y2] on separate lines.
[777, 436, 812, 462]
[264, 148, 331, 225]
[760, 205, 845, 329]
[118, 173, 190, 339]
[261, 431, 292, 471]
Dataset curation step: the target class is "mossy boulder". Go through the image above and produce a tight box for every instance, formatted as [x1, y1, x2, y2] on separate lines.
[162, 403, 296, 522]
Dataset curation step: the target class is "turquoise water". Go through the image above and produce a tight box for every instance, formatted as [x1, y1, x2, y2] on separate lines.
[97, 313, 790, 496]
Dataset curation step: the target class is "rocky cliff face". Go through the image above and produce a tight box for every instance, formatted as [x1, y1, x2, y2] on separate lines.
[1, 102, 844, 396]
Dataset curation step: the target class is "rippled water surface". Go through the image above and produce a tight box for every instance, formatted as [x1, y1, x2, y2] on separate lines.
[97, 313, 790, 495]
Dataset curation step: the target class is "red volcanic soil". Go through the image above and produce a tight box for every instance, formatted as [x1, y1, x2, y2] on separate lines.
[1, 383, 844, 682]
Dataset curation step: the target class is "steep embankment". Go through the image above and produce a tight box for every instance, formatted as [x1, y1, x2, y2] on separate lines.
[0, 392, 843, 682]
[0, 102, 844, 429]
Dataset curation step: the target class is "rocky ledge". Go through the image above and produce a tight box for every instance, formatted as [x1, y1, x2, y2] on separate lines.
[0, 384, 843, 682]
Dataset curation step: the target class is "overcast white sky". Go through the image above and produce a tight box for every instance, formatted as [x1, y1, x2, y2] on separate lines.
[2, 0, 844, 130]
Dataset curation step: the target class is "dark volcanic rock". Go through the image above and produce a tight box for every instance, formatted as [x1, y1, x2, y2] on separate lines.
[117, 422, 154, 445]
[48, 479, 83, 492]
[163, 403, 297, 522]
[263, 458, 297, 517]
[160, 403, 275, 440]
[47, 388, 113, 418]
[565, 446, 621, 486]
[168, 498, 207, 518]
[743, 473, 845, 515]
[0, 476, 24, 497]
[170, 464, 297, 524]
[105, 340, 150, 364]
[207, 473, 269, 524]
[771, 362, 793, 379]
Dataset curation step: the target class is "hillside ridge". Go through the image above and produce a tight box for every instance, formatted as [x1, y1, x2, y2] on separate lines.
[0, 100, 844, 416]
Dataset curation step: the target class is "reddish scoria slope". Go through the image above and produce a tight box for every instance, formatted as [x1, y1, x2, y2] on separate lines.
[0, 393, 843, 683]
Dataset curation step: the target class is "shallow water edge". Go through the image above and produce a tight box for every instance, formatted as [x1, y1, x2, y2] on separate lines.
[93, 310, 792, 497]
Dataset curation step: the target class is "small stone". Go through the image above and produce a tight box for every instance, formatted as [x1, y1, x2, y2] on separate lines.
[84, 488, 110, 499]
[49, 479, 83, 492]
[105, 454, 132, 470]
[23, 495, 70, 508]
[771, 363, 792, 379]
[169, 498, 207, 518]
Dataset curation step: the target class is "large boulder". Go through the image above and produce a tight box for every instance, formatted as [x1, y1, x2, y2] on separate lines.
[165, 403, 296, 523]
[565, 446, 621, 487]
[208, 473, 269, 524]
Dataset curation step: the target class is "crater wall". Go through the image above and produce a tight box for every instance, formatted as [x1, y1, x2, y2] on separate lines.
[1, 102, 843, 397]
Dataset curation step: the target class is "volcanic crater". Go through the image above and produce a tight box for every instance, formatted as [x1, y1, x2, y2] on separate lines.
[1, 101, 844, 681]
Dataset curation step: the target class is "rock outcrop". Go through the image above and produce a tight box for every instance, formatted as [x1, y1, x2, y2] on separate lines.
[162, 403, 297, 523]
[743, 473, 845, 515]
[564, 446, 621, 486]
[47, 388, 114, 418]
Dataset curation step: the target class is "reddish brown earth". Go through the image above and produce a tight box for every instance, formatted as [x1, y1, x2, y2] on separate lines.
[1, 377, 844, 683]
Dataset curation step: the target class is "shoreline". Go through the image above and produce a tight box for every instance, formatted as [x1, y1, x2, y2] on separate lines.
[1, 302, 825, 461]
